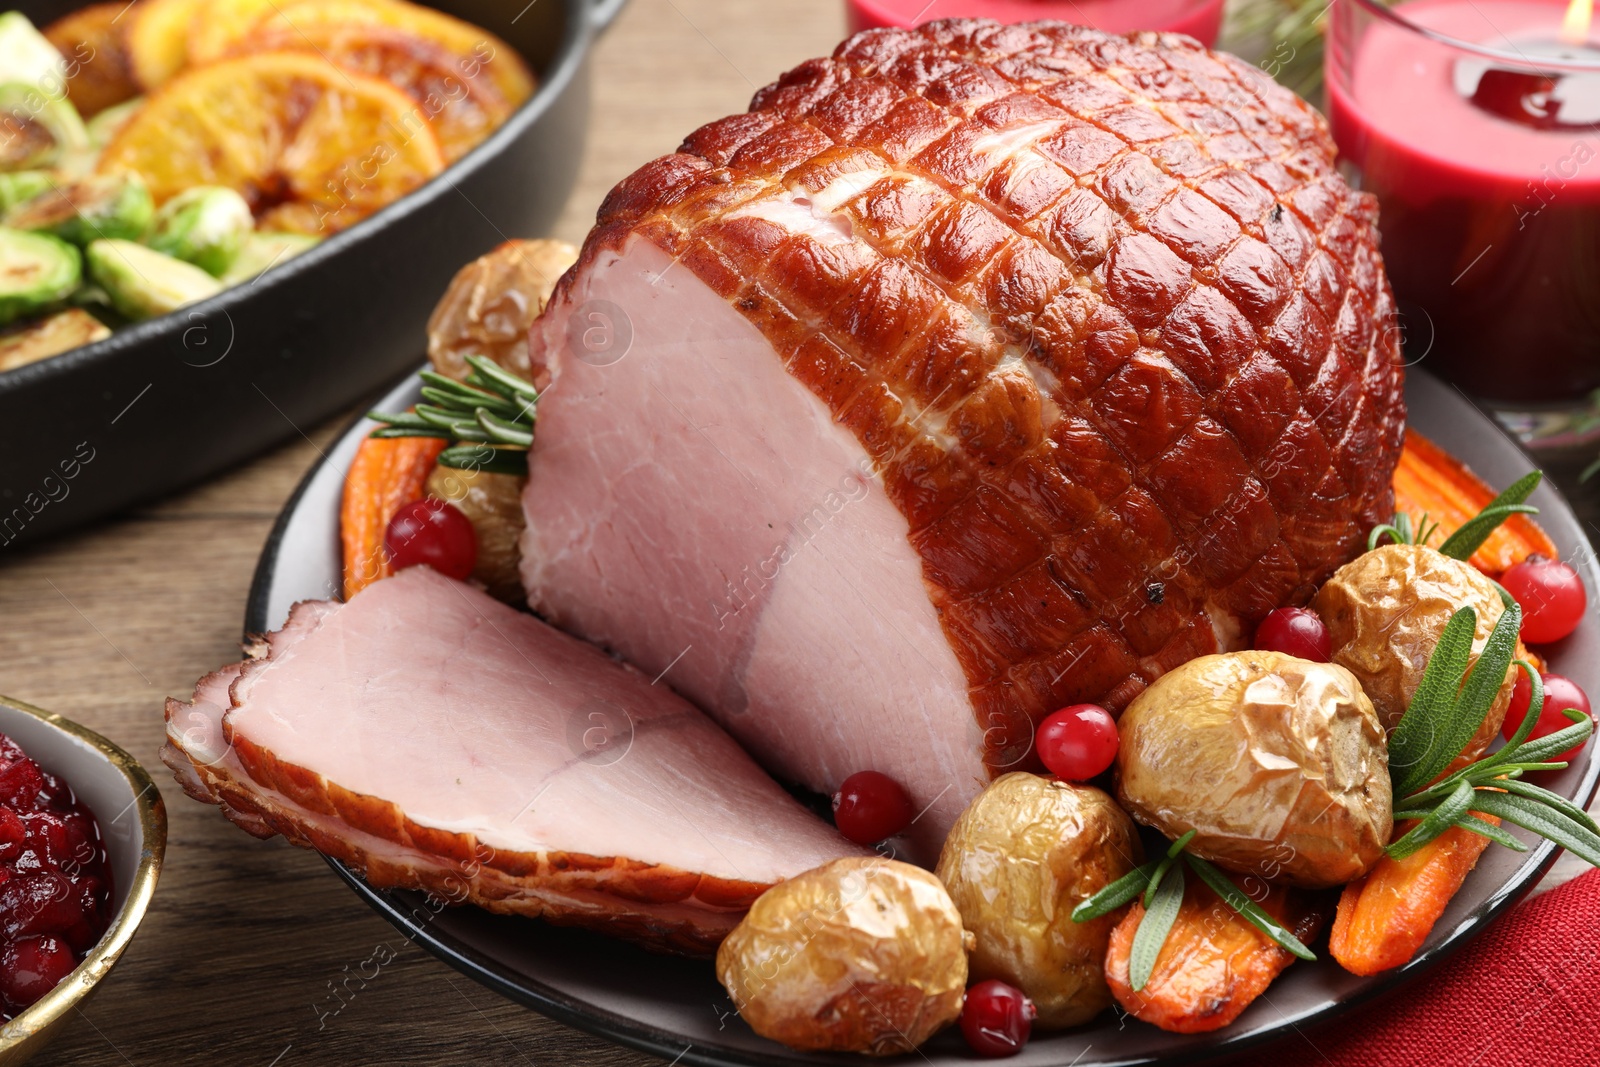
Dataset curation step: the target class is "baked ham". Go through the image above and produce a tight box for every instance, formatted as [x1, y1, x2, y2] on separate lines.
[519, 20, 1406, 858]
[163, 567, 868, 955]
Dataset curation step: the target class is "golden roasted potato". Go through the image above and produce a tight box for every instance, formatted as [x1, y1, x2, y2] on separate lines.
[425, 464, 525, 603]
[936, 773, 1142, 1029]
[1312, 543, 1524, 758]
[1116, 651, 1391, 889]
[427, 238, 578, 385]
[716, 857, 970, 1055]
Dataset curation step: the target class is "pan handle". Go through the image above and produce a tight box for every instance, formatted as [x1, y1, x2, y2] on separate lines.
[590, 0, 628, 31]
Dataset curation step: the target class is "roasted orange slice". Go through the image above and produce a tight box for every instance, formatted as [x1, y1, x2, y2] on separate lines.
[42, 2, 141, 117]
[226, 24, 513, 162]
[97, 52, 445, 234]
[243, 0, 533, 107]
[125, 0, 204, 90]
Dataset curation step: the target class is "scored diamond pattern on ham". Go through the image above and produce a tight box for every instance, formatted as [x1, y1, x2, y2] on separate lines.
[520, 19, 1405, 858]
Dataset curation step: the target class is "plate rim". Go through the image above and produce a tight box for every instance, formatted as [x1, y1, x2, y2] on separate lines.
[244, 367, 1600, 1067]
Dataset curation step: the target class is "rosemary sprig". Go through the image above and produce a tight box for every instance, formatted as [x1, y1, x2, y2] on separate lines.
[368, 354, 538, 477]
[1368, 471, 1541, 559]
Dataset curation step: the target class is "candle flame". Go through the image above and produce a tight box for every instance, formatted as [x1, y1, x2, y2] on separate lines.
[1562, 0, 1593, 45]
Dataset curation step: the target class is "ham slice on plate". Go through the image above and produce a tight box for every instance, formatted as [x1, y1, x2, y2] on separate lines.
[164, 567, 868, 955]
[518, 20, 1406, 859]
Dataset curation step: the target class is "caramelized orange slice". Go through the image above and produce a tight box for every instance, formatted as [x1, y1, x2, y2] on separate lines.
[226, 25, 513, 162]
[97, 52, 445, 234]
[42, 2, 141, 117]
[125, 0, 204, 90]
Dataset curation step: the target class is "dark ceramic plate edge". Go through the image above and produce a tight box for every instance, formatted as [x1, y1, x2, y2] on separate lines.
[244, 368, 1600, 1066]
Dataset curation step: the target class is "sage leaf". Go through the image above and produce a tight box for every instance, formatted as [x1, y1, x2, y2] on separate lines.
[1130, 862, 1185, 992]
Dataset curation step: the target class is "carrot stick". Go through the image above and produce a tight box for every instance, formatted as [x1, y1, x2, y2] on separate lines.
[340, 434, 448, 600]
[1104, 873, 1322, 1034]
[1393, 429, 1556, 576]
[1329, 811, 1499, 976]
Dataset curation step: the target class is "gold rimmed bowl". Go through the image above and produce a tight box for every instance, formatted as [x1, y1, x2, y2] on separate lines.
[0, 696, 165, 1065]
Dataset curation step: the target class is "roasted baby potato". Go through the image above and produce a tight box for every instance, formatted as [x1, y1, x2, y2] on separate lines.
[1116, 651, 1392, 888]
[425, 464, 526, 603]
[1312, 543, 1524, 758]
[716, 857, 970, 1056]
[936, 773, 1142, 1028]
[427, 238, 578, 385]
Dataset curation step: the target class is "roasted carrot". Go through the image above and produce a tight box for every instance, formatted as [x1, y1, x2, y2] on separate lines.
[1393, 429, 1556, 575]
[1329, 811, 1499, 976]
[340, 433, 448, 599]
[1104, 873, 1322, 1034]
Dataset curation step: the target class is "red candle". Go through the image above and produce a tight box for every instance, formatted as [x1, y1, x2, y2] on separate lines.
[1327, 0, 1600, 408]
[845, 0, 1226, 45]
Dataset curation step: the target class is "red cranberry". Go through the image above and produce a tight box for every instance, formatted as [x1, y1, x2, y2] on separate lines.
[1503, 672, 1594, 763]
[960, 979, 1036, 1057]
[1502, 556, 1587, 645]
[0, 936, 76, 1012]
[0, 809, 23, 864]
[1035, 705, 1119, 781]
[1254, 607, 1332, 662]
[20, 814, 68, 868]
[383, 498, 477, 580]
[0, 760, 45, 811]
[0, 872, 82, 940]
[831, 771, 915, 845]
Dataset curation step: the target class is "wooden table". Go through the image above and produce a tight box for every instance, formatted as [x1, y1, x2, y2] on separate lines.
[0, 2, 843, 1063]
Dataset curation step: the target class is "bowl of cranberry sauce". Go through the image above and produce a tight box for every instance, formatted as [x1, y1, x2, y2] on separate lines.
[0, 696, 164, 1064]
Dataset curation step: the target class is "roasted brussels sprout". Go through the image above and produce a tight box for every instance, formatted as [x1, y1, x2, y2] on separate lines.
[425, 464, 526, 603]
[1312, 543, 1524, 757]
[1116, 651, 1392, 889]
[0, 227, 79, 326]
[85, 238, 220, 320]
[147, 185, 252, 276]
[6, 173, 152, 243]
[0, 170, 51, 213]
[936, 773, 1142, 1028]
[717, 857, 970, 1055]
[219, 231, 320, 285]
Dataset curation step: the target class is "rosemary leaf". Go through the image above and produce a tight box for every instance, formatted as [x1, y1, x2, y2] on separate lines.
[1143, 830, 1196, 906]
[369, 426, 450, 440]
[1469, 791, 1600, 867]
[367, 411, 441, 432]
[437, 444, 530, 477]
[1451, 814, 1529, 851]
[1500, 711, 1594, 767]
[466, 354, 539, 399]
[419, 383, 524, 423]
[1130, 862, 1185, 992]
[1071, 860, 1160, 923]
[1496, 779, 1600, 834]
[1389, 608, 1477, 796]
[477, 409, 535, 447]
[1183, 854, 1315, 961]
[1436, 471, 1541, 560]
[1387, 779, 1475, 860]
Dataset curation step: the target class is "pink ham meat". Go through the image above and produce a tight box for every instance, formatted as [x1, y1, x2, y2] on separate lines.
[518, 20, 1406, 859]
[163, 567, 868, 955]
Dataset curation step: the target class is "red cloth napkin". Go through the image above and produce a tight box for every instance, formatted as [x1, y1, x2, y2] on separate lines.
[1234, 869, 1600, 1066]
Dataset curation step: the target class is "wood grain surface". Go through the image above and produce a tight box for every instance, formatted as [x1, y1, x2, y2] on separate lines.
[0, 2, 842, 1064]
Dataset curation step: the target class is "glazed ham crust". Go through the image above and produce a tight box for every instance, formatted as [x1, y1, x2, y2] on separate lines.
[540, 20, 1406, 771]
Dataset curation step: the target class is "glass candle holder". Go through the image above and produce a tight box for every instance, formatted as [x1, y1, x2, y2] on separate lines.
[1327, 0, 1600, 455]
[845, 0, 1227, 46]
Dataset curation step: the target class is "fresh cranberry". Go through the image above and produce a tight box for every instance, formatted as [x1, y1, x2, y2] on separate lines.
[1503, 672, 1594, 763]
[1254, 607, 1333, 662]
[20, 814, 70, 869]
[831, 771, 915, 845]
[383, 498, 477, 580]
[0, 936, 77, 1013]
[1036, 704, 1119, 781]
[1502, 556, 1587, 645]
[0, 809, 23, 864]
[0, 760, 45, 811]
[960, 979, 1036, 1057]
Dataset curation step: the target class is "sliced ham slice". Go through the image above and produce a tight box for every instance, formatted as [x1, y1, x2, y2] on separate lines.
[164, 567, 868, 955]
[518, 20, 1406, 860]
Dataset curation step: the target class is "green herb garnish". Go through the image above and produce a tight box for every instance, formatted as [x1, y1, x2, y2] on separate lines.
[367, 354, 537, 477]
[1367, 471, 1541, 560]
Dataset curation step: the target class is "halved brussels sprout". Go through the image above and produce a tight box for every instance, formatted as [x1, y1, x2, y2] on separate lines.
[0, 306, 108, 370]
[0, 226, 79, 325]
[0, 13, 68, 87]
[218, 231, 319, 285]
[85, 238, 220, 320]
[0, 11, 90, 169]
[5, 172, 152, 243]
[147, 186, 253, 276]
[0, 169, 51, 212]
